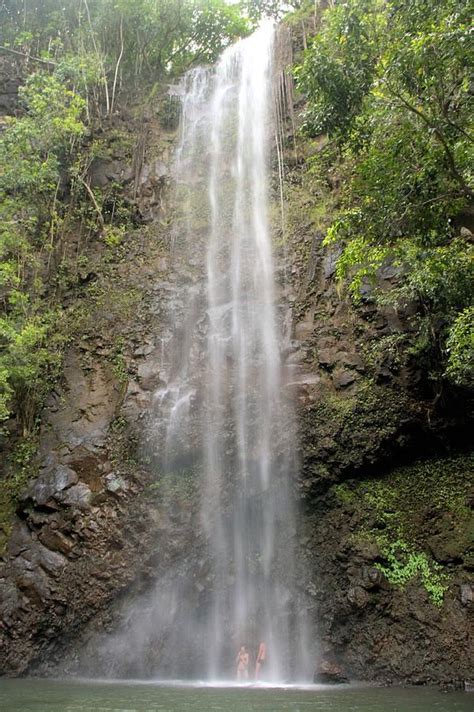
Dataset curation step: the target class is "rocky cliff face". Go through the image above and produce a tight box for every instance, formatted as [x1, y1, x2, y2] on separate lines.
[0, 75, 472, 685]
[283, 178, 473, 682]
[278, 122, 473, 684]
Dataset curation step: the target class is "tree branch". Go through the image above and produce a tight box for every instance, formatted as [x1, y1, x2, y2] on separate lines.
[76, 175, 105, 232]
[0, 44, 56, 66]
[385, 81, 474, 199]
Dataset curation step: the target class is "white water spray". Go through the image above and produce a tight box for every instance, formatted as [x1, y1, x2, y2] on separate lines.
[160, 22, 307, 681]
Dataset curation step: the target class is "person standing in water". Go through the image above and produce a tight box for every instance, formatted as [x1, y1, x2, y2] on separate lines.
[236, 645, 249, 680]
[255, 641, 266, 680]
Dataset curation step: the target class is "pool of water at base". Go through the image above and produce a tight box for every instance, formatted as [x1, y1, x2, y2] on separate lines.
[0, 679, 471, 712]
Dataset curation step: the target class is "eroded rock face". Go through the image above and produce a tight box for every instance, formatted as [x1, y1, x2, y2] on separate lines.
[0, 319, 201, 675]
[314, 660, 349, 684]
[301, 486, 474, 684]
[0, 104, 213, 675]
[276, 120, 473, 686]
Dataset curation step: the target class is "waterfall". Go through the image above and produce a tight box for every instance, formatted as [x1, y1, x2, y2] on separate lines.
[104, 23, 310, 683]
[202, 23, 292, 680]
[155, 21, 307, 681]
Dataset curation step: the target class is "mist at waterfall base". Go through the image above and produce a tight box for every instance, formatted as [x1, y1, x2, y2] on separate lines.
[84, 23, 313, 683]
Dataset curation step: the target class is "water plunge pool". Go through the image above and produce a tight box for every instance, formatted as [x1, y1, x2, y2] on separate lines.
[0, 679, 471, 711]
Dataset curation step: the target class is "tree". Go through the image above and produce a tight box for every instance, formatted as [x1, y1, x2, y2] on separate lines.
[295, 0, 474, 387]
[0, 72, 86, 432]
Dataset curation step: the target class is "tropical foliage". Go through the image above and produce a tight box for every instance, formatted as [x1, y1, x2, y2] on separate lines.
[1, 0, 250, 115]
[0, 0, 251, 435]
[295, 0, 474, 387]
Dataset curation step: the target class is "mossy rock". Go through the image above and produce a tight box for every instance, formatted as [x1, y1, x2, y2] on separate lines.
[300, 379, 412, 491]
[330, 452, 474, 604]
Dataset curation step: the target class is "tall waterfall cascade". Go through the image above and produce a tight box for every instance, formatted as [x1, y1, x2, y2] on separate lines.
[117, 22, 311, 682]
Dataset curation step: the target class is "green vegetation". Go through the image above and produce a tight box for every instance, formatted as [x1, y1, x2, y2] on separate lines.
[295, 0, 474, 388]
[0, 436, 38, 553]
[333, 453, 473, 605]
[0, 70, 88, 434]
[0, 0, 254, 439]
[375, 541, 448, 607]
[146, 467, 199, 505]
[445, 306, 474, 387]
[1, 1, 250, 101]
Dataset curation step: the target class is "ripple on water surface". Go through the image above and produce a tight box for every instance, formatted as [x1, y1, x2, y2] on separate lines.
[0, 680, 472, 712]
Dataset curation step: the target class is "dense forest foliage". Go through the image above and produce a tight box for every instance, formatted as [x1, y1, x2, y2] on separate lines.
[295, 0, 473, 389]
[0, 0, 255, 438]
[0, 0, 472, 447]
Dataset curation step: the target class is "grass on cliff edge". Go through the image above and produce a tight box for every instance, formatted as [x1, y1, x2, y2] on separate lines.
[333, 453, 473, 606]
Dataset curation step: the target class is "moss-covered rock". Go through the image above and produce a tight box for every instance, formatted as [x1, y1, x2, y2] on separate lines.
[301, 453, 473, 683]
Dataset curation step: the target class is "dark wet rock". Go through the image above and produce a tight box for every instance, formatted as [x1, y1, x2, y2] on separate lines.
[0, 58, 21, 116]
[21, 465, 78, 508]
[56, 483, 92, 510]
[332, 370, 356, 389]
[460, 584, 472, 606]
[347, 585, 370, 609]
[104, 473, 127, 494]
[314, 660, 349, 684]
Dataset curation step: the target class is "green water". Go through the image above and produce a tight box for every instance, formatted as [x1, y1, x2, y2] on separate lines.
[0, 680, 471, 712]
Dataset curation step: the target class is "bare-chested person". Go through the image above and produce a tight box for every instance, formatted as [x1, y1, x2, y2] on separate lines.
[236, 645, 249, 680]
[255, 641, 266, 680]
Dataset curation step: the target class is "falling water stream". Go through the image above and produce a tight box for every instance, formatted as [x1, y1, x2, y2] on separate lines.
[155, 23, 307, 681]
[83, 23, 308, 684]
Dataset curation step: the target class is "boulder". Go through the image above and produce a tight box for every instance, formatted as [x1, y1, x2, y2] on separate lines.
[347, 585, 370, 609]
[317, 348, 336, 369]
[339, 352, 365, 372]
[7, 522, 33, 557]
[332, 370, 356, 389]
[14, 566, 50, 603]
[29, 542, 67, 576]
[39, 528, 75, 556]
[361, 566, 384, 590]
[427, 532, 468, 564]
[57, 483, 92, 510]
[22, 465, 78, 508]
[105, 473, 128, 494]
[314, 660, 349, 684]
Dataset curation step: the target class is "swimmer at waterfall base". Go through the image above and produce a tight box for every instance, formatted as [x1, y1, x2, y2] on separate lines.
[236, 645, 249, 680]
[255, 641, 266, 679]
